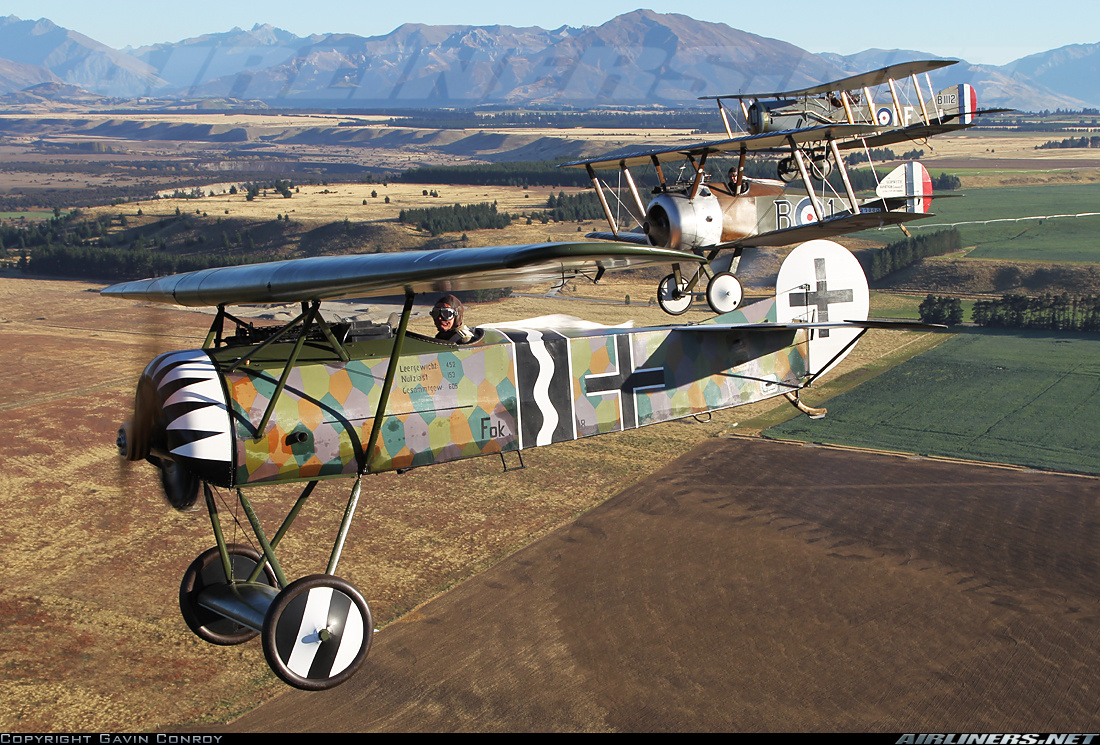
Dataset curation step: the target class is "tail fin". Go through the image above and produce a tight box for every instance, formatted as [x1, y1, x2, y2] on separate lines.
[935, 84, 978, 124]
[775, 240, 869, 378]
[876, 161, 933, 213]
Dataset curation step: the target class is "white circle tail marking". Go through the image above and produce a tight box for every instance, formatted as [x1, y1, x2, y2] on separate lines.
[775, 239, 869, 378]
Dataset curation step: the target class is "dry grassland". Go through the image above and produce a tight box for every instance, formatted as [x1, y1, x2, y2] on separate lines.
[59, 128, 1099, 234]
[81, 182, 605, 242]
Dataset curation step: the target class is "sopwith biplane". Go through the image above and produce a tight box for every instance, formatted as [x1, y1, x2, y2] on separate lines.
[700, 59, 1006, 148]
[563, 59, 1005, 317]
[104, 238, 935, 690]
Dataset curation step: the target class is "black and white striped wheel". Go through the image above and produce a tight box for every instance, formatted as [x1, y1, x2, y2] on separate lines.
[262, 574, 373, 691]
[179, 544, 278, 646]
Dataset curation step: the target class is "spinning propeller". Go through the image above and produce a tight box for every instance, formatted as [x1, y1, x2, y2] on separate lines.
[116, 368, 200, 510]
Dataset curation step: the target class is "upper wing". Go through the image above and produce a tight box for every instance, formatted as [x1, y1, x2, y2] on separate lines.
[100, 242, 703, 307]
[560, 124, 878, 170]
[700, 60, 958, 100]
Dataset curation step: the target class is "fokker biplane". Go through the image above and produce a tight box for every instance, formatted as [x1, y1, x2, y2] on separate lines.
[562, 60, 1004, 317]
[103, 238, 935, 690]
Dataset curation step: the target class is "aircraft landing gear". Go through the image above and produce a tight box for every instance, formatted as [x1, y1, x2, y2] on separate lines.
[262, 574, 374, 691]
[705, 272, 744, 315]
[179, 544, 279, 645]
[657, 273, 692, 315]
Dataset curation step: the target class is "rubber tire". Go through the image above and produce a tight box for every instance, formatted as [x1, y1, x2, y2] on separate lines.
[657, 274, 692, 315]
[706, 272, 744, 315]
[179, 544, 278, 645]
[262, 574, 374, 691]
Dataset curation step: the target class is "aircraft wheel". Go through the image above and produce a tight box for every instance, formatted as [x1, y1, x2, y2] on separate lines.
[706, 272, 744, 315]
[262, 574, 374, 691]
[810, 156, 832, 180]
[777, 158, 799, 183]
[657, 274, 692, 315]
[179, 544, 278, 646]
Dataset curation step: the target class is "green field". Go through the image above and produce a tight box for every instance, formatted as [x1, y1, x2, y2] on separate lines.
[870, 292, 976, 321]
[857, 183, 1100, 263]
[766, 330, 1100, 474]
[0, 211, 53, 220]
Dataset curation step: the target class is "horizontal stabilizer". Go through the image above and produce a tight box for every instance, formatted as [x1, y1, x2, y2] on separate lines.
[841, 110, 1007, 150]
[689, 319, 944, 331]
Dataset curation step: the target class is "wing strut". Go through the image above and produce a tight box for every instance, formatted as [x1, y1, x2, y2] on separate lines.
[733, 145, 747, 193]
[252, 302, 319, 438]
[911, 73, 932, 127]
[586, 163, 619, 235]
[650, 154, 666, 187]
[619, 162, 648, 222]
[828, 139, 860, 214]
[688, 150, 709, 200]
[717, 99, 734, 138]
[787, 135, 824, 222]
[364, 289, 415, 474]
[840, 91, 856, 124]
[888, 78, 907, 128]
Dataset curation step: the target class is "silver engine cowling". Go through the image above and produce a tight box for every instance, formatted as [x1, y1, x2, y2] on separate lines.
[643, 189, 724, 251]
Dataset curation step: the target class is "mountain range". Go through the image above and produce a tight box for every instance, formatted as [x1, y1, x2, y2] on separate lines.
[0, 10, 1094, 111]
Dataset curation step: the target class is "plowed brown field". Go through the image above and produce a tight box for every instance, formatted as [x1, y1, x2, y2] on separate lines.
[214, 439, 1100, 732]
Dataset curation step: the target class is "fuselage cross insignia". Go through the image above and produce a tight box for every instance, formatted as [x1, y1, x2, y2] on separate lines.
[788, 257, 854, 338]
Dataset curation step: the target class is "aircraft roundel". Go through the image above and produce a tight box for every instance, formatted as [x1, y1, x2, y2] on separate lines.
[876, 106, 893, 126]
[795, 197, 819, 226]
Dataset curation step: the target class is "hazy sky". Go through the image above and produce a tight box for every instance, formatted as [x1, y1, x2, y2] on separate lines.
[5, 0, 1095, 66]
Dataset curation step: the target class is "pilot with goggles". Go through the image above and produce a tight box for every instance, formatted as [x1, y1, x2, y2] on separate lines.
[431, 294, 475, 344]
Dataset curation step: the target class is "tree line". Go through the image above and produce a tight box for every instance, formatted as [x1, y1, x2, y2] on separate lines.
[23, 243, 256, 281]
[843, 147, 924, 165]
[398, 202, 513, 236]
[972, 294, 1100, 331]
[545, 191, 605, 221]
[860, 229, 962, 282]
[1036, 136, 1100, 150]
[918, 294, 964, 325]
[917, 292, 1100, 332]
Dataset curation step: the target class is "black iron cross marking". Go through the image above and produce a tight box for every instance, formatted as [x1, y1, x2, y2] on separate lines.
[789, 258, 854, 338]
[584, 335, 664, 430]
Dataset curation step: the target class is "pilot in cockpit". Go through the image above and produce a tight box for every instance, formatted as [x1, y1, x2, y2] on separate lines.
[431, 294, 475, 344]
[727, 166, 749, 195]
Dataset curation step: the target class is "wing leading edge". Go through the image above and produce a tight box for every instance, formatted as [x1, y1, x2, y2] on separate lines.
[560, 124, 877, 170]
[100, 242, 704, 307]
[700, 60, 959, 100]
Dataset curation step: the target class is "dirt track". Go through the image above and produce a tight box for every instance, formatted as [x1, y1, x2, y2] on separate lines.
[209, 439, 1100, 732]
